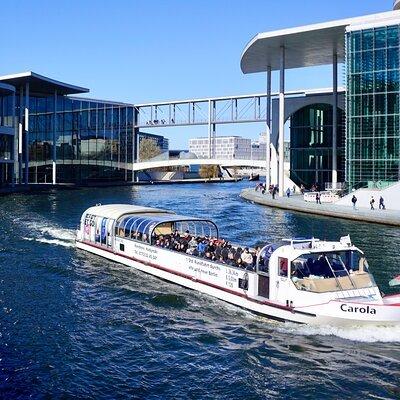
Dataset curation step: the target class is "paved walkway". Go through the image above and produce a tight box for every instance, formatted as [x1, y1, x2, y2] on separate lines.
[240, 188, 400, 227]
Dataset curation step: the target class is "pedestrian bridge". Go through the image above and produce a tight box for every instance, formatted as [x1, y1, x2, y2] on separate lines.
[132, 158, 267, 171]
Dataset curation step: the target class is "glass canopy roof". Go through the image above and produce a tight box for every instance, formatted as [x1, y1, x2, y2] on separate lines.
[116, 213, 218, 240]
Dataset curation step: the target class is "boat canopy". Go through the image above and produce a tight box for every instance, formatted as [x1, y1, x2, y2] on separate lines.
[83, 204, 174, 221]
[115, 213, 219, 241]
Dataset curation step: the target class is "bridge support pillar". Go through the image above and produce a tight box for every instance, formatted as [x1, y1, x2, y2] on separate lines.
[278, 46, 285, 197]
[133, 107, 139, 182]
[52, 89, 57, 185]
[266, 65, 271, 188]
[332, 51, 338, 189]
[208, 100, 216, 158]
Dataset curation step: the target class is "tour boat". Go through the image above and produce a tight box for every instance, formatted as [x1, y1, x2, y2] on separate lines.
[75, 204, 400, 326]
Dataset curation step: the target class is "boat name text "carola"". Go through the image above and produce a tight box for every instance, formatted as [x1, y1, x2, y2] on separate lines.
[340, 304, 376, 314]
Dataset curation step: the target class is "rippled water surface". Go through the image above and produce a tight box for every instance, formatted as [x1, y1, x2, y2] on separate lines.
[1, 181, 400, 399]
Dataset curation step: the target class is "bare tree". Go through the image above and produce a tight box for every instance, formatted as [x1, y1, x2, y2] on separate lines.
[139, 138, 161, 161]
[199, 165, 219, 179]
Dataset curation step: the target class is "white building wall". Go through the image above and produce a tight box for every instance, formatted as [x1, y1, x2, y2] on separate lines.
[189, 136, 253, 159]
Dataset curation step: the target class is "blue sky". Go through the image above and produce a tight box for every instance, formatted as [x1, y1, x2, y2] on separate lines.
[0, 0, 395, 148]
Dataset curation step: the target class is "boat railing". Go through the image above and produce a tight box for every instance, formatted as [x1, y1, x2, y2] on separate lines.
[282, 237, 320, 249]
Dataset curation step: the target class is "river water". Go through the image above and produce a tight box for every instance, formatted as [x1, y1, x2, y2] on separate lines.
[0, 181, 399, 399]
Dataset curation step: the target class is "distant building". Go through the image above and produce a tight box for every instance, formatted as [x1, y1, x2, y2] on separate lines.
[250, 133, 266, 161]
[189, 136, 252, 159]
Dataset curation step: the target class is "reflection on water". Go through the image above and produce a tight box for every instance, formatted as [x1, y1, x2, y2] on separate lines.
[0, 181, 399, 399]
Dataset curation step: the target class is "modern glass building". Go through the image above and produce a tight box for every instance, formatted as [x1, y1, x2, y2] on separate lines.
[0, 72, 154, 186]
[290, 104, 345, 188]
[241, 7, 400, 193]
[346, 24, 400, 188]
[28, 95, 136, 184]
[0, 72, 172, 186]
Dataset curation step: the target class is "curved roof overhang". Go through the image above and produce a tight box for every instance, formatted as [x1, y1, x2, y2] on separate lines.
[0, 71, 89, 95]
[241, 10, 400, 73]
[0, 82, 16, 95]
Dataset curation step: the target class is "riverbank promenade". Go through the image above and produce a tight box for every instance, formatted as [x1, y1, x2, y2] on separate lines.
[240, 188, 400, 227]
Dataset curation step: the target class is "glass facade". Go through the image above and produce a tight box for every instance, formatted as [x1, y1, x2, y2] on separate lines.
[346, 25, 400, 188]
[22, 95, 135, 183]
[290, 103, 345, 189]
[0, 89, 15, 186]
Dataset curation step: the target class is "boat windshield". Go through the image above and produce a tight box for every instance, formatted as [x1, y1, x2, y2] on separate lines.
[291, 250, 376, 292]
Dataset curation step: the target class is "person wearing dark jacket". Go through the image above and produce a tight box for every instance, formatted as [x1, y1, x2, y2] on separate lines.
[351, 195, 357, 210]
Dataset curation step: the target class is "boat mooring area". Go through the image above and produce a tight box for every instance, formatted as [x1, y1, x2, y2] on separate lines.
[240, 188, 400, 227]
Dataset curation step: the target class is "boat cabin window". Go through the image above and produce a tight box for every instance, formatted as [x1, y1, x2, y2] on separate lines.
[291, 250, 375, 292]
[278, 258, 288, 277]
[256, 244, 278, 275]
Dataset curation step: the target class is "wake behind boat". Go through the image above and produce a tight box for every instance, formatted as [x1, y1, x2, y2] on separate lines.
[76, 204, 400, 326]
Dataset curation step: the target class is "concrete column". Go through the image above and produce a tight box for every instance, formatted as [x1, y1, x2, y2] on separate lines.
[52, 90, 57, 185]
[212, 101, 216, 158]
[332, 52, 338, 189]
[278, 46, 285, 196]
[11, 91, 16, 186]
[133, 107, 139, 182]
[24, 82, 29, 185]
[18, 86, 23, 184]
[208, 99, 212, 158]
[266, 66, 272, 188]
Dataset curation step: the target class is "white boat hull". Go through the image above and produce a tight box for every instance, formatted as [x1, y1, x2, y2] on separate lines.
[76, 240, 400, 327]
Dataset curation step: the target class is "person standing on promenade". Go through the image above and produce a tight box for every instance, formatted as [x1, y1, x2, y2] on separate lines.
[370, 196, 375, 210]
[286, 188, 291, 198]
[351, 195, 357, 210]
[300, 184, 305, 195]
[316, 193, 321, 204]
[379, 196, 386, 210]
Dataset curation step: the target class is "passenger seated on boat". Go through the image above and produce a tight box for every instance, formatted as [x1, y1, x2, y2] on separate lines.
[234, 247, 243, 261]
[226, 251, 236, 266]
[182, 230, 192, 242]
[197, 240, 207, 256]
[188, 237, 197, 248]
[318, 256, 334, 278]
[306, 258, 315, 274]
[180, 242, 188, 252]
[221, 246, 229, 261]
[254, 246, 262, 266]
[236, 257, 244, 268]
[207, 240, 216, 253]
[241, 248, 253, 268]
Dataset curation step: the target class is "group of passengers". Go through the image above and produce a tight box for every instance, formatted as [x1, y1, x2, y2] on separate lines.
[152, 229, 260, 270]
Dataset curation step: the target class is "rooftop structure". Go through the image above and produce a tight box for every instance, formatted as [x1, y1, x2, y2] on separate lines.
[241, 11, 400, 73]
[0, 71, 89, 95]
